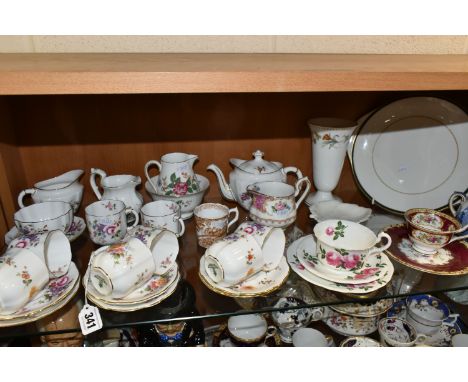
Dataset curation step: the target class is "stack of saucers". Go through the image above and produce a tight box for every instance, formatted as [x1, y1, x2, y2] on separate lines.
[199, 221, 289, 298]
[287, 220, 394, 296]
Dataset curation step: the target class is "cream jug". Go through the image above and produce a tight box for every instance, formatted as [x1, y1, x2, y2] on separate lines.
[90, 168, 143, 213]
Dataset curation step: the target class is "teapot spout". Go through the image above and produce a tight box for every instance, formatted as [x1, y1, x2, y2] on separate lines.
[207, 164, 235, 202]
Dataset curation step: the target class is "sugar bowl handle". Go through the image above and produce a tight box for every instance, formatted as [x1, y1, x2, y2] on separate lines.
[294, 176, 311, 209]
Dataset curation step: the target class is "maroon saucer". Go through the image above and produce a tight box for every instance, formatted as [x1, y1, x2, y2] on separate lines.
[382, 224, 468, 275]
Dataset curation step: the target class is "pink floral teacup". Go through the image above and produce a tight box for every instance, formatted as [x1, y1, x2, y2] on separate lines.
[85, 199, 139, 245]
[313, 219, 391, 274]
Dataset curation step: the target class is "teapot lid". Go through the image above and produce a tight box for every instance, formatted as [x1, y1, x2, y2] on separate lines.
[234, 150, 282, 174]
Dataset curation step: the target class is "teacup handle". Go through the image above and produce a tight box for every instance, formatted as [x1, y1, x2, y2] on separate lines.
[283, 166, 303, 180]
[449, 192, 466, 216]
[125, 207, 139, 230]
[17, 188, 35, 208]
[173, 215, 186, 237]
[227, 207, 239, 230]
[294, 176, 311, 209]
[415, 333, 428, 345]
[144, 160, 162, 193]
[263, 326, 277, 343]
[311, 307, 325, 321]
[90, 168, 107, 200]
[443, 313, 459, 327]
[448, 230, 468, 243]
[366, 232, 392, 257]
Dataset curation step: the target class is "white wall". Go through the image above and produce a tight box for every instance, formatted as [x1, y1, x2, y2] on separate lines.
[0, 35, 467, 53]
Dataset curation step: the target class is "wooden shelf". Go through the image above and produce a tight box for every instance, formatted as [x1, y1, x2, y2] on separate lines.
[1, 53, 468, 94]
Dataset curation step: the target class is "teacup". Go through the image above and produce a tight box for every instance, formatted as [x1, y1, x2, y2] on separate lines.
[292, 328, 328, 347]
[0, 249, 49, 315]
[126, 226, 179, 275]
[313, 219, 391, 273]
[405, 295, 458, 335]
[204, 234, 263, 286]
[404, 208, 468, 254]
[451, 333, 468, 347]
[378, 317, 427, 347]
[14, 201, 74, 235]
[7, 230, 72, 277]
[235, 221, 285, 270]
[89, 238, 155, 298]
[227, 314, 276, 346]
[85, 199, 139, 245]
[140, 201, 185, 237]
[194, 203, 239, 248]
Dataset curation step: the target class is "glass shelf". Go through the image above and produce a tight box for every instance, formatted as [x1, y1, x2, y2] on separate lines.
[0, 205, 467, 344]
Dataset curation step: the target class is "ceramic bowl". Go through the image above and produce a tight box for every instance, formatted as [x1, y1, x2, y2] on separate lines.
[339, 336, 382, 347]
[145, 174, 209, 220]
[404, 208, 467, 254]
[14, 201, 74, 234]
[309, 200, 372, 223]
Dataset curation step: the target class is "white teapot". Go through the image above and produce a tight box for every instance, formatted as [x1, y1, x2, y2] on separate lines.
[207, 150, 303, 210]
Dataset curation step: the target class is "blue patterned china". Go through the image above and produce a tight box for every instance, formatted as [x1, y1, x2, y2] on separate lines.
[449, 191, 468, 235]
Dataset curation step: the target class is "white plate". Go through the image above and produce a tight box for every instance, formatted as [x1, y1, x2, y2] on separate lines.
[351, 97, 468, 214]
[308, 200, 372, 223]
[287, 237, 393, 294]
[296, 234, 387, 284]
[199, 255, 289, 298]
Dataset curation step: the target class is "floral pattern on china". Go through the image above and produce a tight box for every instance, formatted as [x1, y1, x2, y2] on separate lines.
[411, 213, 444, 230]
[312, 131, 351, 149]
[159, 171, 199, 196]
[413, 230, 447, 245]
[397, 238, 453, 265]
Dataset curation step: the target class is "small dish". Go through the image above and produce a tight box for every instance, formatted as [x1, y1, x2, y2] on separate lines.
[324, 309, 379, 336]
[309, 200, 372, 223]
[340, 336, 382, 347]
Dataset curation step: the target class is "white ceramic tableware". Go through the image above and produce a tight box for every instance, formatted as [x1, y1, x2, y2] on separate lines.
[14, 201, 74, 235]
[85, 199, 139, 245]
[140, 200, 185, 237]
[405, 295, 459, 335]
[90, 168, 143, 214]
[404, 208, 468, 255]
[314, 219, 391, 273]
[145, 152, 199, 196]
[247, 177, 311, 228]
[89, 238, 155, 298]
[340, 336, 382, 347]
[7, 230, 72, 277]
[325, 310, 379, 336]
[194, 203, 239, 248]
[145, 174, 210, 219]
[306, 118, 357, 206]
[204, 235, 263, 286]
[207, 149, 303, 210]
[125, 226, 179, 275]
[292, 328, 328, 347]
[227, 314, 276, 346]
[351, 97, 468, 213]
[378, 317, 427, 347]
[18, 169, 84, 213]
[451, 333, 468, 347]
[449, 191, 468, 235]
[235, 221, 285, 270]
[309, 200, 372, 223]
[0, 249, 49, 315]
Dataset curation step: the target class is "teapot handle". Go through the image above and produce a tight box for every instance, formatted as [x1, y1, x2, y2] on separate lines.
[283, 166, 303, 180]
[144, 160, 162, 193]
[17, 188, 36, 208]
[294, 176, 311, 209]
[449, 192, 466, 216]
[90, 168, 107, 200]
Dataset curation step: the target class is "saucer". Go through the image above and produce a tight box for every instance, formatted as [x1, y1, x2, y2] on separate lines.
[383, 224, 468, 275]
[297, 234, 386, 284]
[84, 264, 179, 304]
[4, 216, 86, 245]
[324, 309, 379, 336]
[309, 200, 372, 224]
[288, 237, 393, 295]
[0, 263, 80, 327]
[387, 299, 461, 347]
[86, 274, 180, 312]
[199, 255, 290, 298]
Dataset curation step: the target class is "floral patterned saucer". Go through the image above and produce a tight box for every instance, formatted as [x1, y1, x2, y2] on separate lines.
[4, 216, 86, 245]
[0, 263, 80, 327]
[87, 274, 180, 312]
[383, 224, 468, 275]
[324, 308, 379, 336]
[287, 237, 393, 295]
[297, 235, 388, 284]
[211, 324, 281, 347]
[84, 264, 179, 305]
[199, 255, 290, 298]
[386, 299, 461, 347]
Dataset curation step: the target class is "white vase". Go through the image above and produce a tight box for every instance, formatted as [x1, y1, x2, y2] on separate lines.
[306, 118, 357, 206]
